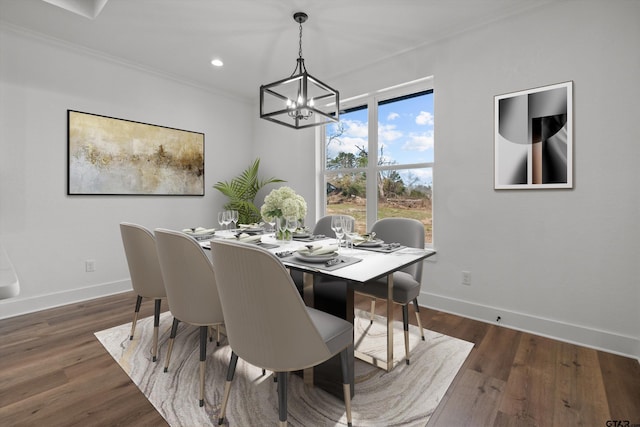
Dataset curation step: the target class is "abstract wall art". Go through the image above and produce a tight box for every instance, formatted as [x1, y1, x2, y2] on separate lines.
[67, 110, 204, 195]
[494, 81, 573, 189]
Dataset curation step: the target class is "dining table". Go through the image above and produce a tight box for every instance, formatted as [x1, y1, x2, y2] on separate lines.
[199, 229, 436, 399]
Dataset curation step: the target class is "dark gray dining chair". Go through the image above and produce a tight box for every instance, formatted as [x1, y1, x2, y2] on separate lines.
[154, 228, 225, 408]
[210, 239, 354, 427]
[349, 217, 426, 365]
[119, 222, 166, 362]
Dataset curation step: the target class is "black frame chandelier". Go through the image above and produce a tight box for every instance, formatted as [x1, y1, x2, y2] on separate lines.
[260, 12, 340, 129]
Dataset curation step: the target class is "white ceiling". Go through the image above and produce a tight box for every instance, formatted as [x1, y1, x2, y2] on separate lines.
[0, 0, 553, 100]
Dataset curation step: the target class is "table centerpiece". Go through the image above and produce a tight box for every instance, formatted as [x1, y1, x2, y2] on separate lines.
[260, 186, 307, 241]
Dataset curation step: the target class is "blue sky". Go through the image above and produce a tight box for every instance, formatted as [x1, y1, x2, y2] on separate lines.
[326, 91, 434, 185]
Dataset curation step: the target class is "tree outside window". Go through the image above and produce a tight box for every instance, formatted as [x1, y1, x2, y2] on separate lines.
[323, 86, 434, 244]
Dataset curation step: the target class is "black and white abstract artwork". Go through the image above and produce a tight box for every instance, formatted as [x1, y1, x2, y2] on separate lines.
[494, 81, 573, 189]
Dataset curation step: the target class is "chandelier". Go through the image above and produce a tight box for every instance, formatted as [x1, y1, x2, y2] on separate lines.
[260, 12, 340, 129]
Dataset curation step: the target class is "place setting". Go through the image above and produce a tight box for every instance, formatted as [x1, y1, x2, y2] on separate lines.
[291, 229, 330, 242]
[181, 227, 216, 241]
[237, 222, 266, 235]
[183, 222, 282, 250]
[347, 231, 406, 253]
[276, 242, 362, 270]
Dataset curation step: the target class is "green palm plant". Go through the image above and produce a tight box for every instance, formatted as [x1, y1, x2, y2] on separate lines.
[213, 158, 285, 225]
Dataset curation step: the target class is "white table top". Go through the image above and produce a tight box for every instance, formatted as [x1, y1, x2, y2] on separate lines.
[204, 232, 435, 283]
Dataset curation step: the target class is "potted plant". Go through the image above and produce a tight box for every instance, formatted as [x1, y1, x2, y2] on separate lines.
[213, 158, 285, 225]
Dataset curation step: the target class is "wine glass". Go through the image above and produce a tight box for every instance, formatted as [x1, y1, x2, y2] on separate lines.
[222, 210, 232, 231]
[262, 215, 275, 232]
[342, 217, 353, 250]
[218, 211, 225, 230]
[331, 215, 344, 250]
[230, 210, 239, 230]
[285, 216, 298, 240]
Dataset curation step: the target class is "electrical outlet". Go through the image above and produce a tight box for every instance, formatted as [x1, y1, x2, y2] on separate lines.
[461, 270, 471, 286]
[85, 259, 96, 272]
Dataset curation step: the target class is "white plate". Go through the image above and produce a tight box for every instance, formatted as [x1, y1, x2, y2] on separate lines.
[242, 227, 264, 233]
[356, 239, 384, 247]
[292, 232, 311, 239]
[237, 235, 262, 244]
[188, 232, 216, 241]
[294, 252, 338, 263]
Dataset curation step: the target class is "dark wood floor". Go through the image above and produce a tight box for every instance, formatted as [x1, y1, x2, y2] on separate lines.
[1, 291, 638, 426]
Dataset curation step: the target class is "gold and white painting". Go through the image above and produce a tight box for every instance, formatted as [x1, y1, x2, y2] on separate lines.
[68, 110, 204, 195]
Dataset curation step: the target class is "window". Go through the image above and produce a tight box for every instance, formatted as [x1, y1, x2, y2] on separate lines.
[321, 79, 434, 244]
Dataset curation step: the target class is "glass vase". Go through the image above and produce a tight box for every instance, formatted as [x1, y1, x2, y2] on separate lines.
[275, 217, 292, 241]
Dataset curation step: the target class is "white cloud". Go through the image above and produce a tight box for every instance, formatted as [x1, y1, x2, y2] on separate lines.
[387, 112, 400, 121]
[416, 111, 434, 126]
[379, 123, 402, 143]
[341, 137, 367, 153]
[344, 119, 368, 138]
[401, 131, 434, 152]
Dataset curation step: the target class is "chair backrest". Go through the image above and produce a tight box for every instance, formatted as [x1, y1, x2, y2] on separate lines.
[371, 218, 425, 281]
[210, 239, 331, 372]
[120, 222, 166, 299]
[314, 215, 355, 237]
[154, 229, 224, 326]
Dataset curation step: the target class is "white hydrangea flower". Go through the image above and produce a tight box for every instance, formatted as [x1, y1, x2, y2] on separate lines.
[260, 186, 307, 220]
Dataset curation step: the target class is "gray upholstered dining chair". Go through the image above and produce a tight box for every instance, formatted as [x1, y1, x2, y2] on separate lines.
[119, 222, 166, 363]
[349, 217, 426, 365]
[314, 214, 355, 238]
[210, 239, 354, 427]
[154, 228, 225, 408]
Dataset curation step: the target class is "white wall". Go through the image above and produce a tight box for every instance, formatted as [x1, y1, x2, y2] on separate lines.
[426, 1, 640, 358]
[254, 0, 640, 358]
[0, 25, 254, 317]
[1, 1, 638, 359]
[251, 119, 319, 224]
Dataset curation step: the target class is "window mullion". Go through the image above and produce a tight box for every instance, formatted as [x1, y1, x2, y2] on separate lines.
[366, 97, 378, 232]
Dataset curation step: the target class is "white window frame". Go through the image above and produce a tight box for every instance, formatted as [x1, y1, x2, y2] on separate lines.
[318, 77, 434, 245]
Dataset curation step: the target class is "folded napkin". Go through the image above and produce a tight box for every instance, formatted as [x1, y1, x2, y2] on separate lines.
[350, 235, 368, 245]
[236, 233, 262, 243]
[182, 227, 216, 235]
[297, 244, 339, 256]
[239, 223, 261, 229]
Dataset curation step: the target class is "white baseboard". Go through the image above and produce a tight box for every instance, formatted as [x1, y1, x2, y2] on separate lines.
[0, 279, 132, 320]
[2, 282, 637, 362]
[418, 291, 640, 361]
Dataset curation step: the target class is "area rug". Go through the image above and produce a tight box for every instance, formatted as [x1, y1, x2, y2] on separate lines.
[95, 309, 473, 426]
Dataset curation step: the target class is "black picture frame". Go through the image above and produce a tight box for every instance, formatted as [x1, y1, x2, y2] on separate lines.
[67, 110, 204, 195]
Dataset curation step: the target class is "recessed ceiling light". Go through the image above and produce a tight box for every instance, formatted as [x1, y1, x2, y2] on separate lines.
[211, 59, 224, 67]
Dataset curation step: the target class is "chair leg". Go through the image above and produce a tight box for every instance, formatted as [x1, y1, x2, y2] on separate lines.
[340, 349, 353, 427]
[402, 304, 410, 365]
[199, 326, 207, 407]
[369, 298, 376, 325]
[413, 298, 425, 341]
[129, 295, 143, 340]
[218, 352, 239, 425]
[277, 372, 288, 427]
[164, 317, 180, 372]
[152, 299, 161, 362]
